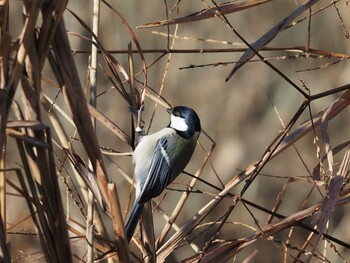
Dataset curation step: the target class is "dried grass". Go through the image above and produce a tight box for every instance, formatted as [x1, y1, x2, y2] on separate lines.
[0, 0, 349, 262]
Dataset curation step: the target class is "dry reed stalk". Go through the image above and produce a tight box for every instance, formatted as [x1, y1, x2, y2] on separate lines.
[108, 183, 130, 262]
[86, 0, 100, 261]
[0, 0, 8, 225]
[138, 0, 271, 28]
[13, 119, 72, 262]
[51, 21, 112, 212]
[0, 0, 349, 262]
[276, 87, 350, 156]
[0, 0, 73, 262]
[227, 0, 322, 78]
[182, 192, 350, 263]
[0, 176, 9, 260]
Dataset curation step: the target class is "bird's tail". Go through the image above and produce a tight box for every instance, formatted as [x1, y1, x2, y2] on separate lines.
[125, 203, 144, 242]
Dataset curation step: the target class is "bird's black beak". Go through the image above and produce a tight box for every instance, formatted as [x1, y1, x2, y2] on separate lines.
[166, 108, 173, 114]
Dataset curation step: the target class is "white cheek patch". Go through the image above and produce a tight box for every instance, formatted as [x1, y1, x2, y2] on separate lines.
[170, 115, 188, 131]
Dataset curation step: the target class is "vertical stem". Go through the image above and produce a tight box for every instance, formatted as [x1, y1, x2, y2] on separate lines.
[0, 205, 10, 261]
[86, 0, 100, 262]
[0, 0, 9, 241]
[89, 0, 99, 110]
[86, 190, 95, 262]
[0, 138, 5, 235]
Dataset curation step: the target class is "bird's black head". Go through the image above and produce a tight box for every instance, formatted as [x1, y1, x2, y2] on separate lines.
[167, 106, 201, 139]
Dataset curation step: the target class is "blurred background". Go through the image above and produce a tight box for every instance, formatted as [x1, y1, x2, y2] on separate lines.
[5, 0, 350, 262]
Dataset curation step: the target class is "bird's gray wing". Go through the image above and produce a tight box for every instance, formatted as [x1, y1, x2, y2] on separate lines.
[138, 136, 172, 204]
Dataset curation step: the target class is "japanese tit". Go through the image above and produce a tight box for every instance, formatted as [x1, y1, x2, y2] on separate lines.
[125, 106, 201, 242]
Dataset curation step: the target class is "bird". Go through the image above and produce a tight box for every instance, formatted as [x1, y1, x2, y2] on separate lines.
[125, 106, 201, 242]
